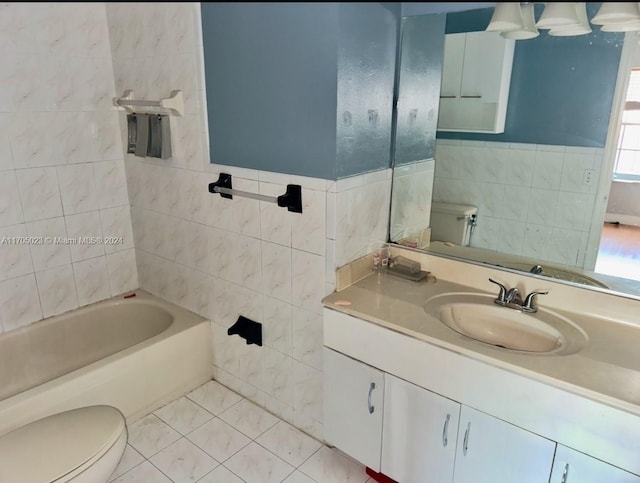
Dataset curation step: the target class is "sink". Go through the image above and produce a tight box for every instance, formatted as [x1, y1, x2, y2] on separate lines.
[498, 262, 608, 289]
[424, 293, 587, 355]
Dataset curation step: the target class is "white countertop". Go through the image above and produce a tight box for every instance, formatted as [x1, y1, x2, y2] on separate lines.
[322, 272, 640, 417]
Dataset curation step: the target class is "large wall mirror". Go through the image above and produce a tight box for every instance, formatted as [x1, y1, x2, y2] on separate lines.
[389, 4, 640, 299]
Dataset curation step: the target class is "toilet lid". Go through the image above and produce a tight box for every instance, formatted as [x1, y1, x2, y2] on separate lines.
[0, 405, 126, 482]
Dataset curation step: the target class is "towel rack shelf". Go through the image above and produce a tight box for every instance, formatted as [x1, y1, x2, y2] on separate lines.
[208, 173, 303, 213]
[114, 90, 184, 116]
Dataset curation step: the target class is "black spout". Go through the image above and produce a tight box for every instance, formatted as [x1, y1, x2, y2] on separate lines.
[227, 316, 262, 346]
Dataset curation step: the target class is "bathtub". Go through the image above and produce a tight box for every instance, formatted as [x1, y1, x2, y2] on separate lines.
[0, 290, 212, 436]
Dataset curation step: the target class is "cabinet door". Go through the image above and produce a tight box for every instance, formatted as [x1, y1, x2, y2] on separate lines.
[460, 31, 513, 103]
[550, 445, 640, 483]
[381, 374, 460, 483]
[323, 348, 385, 471]
[453, 406, 555, 483]
[440, 32, 465, 99]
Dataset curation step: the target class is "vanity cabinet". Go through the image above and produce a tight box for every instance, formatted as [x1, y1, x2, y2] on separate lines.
[323, 307, 640, 480]
[453, 406, 555, 483]
[549, 445, 640, 483]
[438, 31, 515, 133]
[381, 374, 460, 482]
[323, 348, 384, 472]
[324, 347, 555, 483]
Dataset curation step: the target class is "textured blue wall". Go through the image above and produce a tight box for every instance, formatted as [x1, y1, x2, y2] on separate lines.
[394, 13, 446, 166]
[201, 3, 339, 180]
[336, 3, 399, 178]
[437, 5, 624, 147]
[202, 3, 399, 180]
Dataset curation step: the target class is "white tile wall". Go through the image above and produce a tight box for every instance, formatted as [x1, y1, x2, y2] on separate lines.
[0, 3, 137, 334]
[106, 2, 391, 442]
[434, 139, 604, 268]
[389, 159, 435, 242]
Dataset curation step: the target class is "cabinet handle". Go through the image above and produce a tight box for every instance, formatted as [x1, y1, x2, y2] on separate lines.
[442, 413, 451, 447]
[560, 463, 569, 483]
[460, 95, 482, 99]
[462, 422, 471, 456]
[440, 95, 457, 99]
[367, 382, 375, 414]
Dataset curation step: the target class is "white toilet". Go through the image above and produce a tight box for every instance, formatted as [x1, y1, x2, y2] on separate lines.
[0, 405, 127, 483]
[430, 202, 478, 246]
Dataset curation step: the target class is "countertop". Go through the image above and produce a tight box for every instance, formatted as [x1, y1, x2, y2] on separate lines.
[322, 272, 640, 417]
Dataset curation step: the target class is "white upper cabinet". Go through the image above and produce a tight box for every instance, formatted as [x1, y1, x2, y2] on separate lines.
[452, 406, 556, 483]
[440, 33, 466, 100]
[437, 31, 515, 133]
[381, 374, 461, 483]
[550, 445, 640, 483]
[323, 347, 385, 472]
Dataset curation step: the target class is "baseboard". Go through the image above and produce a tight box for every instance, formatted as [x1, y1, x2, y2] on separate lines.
[604, 213, 640, 227]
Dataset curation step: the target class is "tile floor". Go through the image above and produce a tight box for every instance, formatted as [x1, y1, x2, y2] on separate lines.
[109, 380, 375, 483]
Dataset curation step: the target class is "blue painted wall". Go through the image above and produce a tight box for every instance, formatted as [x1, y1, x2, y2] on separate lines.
[201, 3, 339, 180]
[201, 3, 399, 180]
[393, 13, 446, 166]
[336, 3, 399, 178]
[437, 4, 624, 147]
[402, 3, 494, 17]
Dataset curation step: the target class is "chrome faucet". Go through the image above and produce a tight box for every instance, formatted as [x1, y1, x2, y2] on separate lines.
[521, 290, 549, 313]
[529, 265, 544, 275]
[489, 279, 548, 313]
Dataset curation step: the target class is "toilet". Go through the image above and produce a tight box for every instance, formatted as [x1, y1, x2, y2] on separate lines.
[430, 202, 478, 246]
[0, 405, 127, 483]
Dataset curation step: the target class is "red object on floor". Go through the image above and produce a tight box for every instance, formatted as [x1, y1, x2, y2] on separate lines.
[123, 293, 137, 299]
[365, 467, 398, 483]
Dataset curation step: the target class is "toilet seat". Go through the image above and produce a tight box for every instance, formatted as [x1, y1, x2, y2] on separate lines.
[0, 405, 127, 483]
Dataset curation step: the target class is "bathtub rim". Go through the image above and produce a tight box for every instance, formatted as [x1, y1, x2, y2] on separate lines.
[0, 289, 213, 436]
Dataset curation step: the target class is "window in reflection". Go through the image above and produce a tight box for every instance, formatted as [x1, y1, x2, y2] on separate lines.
[598, 67, 640, 282]
[613, 69, 640, 181]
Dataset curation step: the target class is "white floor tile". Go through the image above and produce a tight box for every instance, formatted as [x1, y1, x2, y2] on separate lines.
[149, 438, 219, 483]
[116, 379, 338, 483]
[187, 380, 244, 415]
[224, 442, 295, 483]
[154, 396, 215, 435]
[298, 447, 368, 483]
[197, 465, 245, 483]
[109, 444, 145, 480]
[187, 417, 251, 462]
[282, 470, 318, 483]
[219, 399, 279, 439]
[255, 421, 322, 467]
[110, 461, 172, 483]
[128, 414, 182, 459]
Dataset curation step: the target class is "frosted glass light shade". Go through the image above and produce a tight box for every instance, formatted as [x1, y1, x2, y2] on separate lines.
[486, 3, 525, 32]
[536, 2, 581, 29]
[501, 3, 539, 40]
[601, 21, 640, 32]
[591, 2, 640, 25]
[549, 3, 591, 36]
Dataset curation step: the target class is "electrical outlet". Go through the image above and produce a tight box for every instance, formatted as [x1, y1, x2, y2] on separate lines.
[583, 169, 595, 185]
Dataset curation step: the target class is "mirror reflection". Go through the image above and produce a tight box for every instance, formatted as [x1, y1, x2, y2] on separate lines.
[390, 4, 640, 298]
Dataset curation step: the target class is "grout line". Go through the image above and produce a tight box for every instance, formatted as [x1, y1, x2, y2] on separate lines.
[119, 380, 332, 482]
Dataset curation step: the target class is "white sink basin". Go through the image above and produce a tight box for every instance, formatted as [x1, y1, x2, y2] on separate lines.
[498, 262, 608, 289]
[424, 293, 587, 355]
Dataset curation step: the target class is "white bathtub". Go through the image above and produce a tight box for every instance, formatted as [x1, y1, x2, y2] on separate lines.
[0, 290, 212, 436]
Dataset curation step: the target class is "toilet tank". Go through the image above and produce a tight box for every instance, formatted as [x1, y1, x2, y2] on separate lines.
[430, 202, 478, 246]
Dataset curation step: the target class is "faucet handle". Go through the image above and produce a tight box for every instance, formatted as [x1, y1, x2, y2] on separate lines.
[522, 291, 549, 313]
[488, 278, 508, 305]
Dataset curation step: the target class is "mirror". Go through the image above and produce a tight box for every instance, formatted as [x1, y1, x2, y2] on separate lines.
[389, 5, 640, 298]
